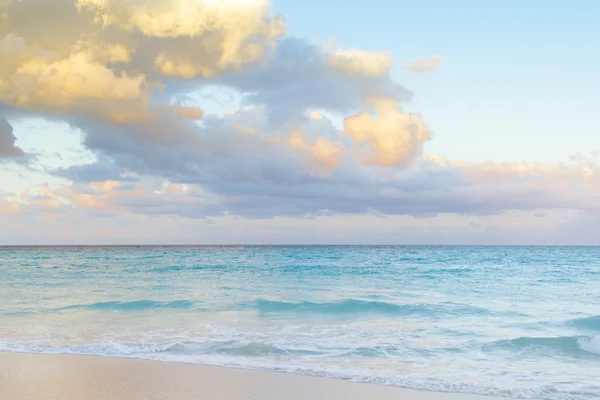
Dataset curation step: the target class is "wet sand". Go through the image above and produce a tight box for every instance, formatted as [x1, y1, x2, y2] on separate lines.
[0, 352, 507, 400]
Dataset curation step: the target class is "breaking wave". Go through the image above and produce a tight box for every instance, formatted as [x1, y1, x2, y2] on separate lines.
[240, 299, 494, 317]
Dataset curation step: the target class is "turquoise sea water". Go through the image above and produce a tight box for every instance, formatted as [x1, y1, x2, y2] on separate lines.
[1, 246, 599, 399]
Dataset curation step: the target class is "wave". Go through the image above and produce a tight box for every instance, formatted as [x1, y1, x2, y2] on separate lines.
[483, 335, 600, 357]
[0, 300, 202, 316]
[4, 298, 494, 318]
[566, 315, 600, 332]
[239, 299, 493, 317]
[578, 336, 600, 355]
[150, 265, 228, 273]
[61, 300, 199, 312]
[150, 341, 322, 357]
[0, 341, 597, 400]
[0, 340, 325, 359]
[152, 341, 410, 358]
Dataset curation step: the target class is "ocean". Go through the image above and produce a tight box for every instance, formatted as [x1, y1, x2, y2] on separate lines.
[0, 246, 598, 399]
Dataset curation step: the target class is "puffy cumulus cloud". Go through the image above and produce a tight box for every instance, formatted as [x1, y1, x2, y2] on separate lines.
[0, 42, 148, 120]
[74, 0, 278, 38]
[54, 106, 313, 191]
[75, 0, 283, 79]
[344, 98, 432, 167]
[220, 38, 411, 126]
[1, 0, 414, 185]
[40, 92, 600, 223]
[1, 0, 413, 178]
[4, 0, 599, 241]
[0, 116, 25, 158]
[0, 0, 283, 120]
[327, 49, 393, 77]
[405, 55, 443, 73]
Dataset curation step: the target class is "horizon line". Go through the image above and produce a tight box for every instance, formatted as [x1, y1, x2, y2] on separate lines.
[1, 244, 599, 247]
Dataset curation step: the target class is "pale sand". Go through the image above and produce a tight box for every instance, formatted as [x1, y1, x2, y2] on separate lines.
[0, 352, 505, 400]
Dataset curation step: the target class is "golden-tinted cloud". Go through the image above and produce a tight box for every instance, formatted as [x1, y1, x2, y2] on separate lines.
[405, 55, 443, 73]
[285, 129, 343, 177]
[0, 0, 283, 120]
[327, 49, 393, 77]
[344, 98, 431, 167]
[5, 0, 598, 235]
[172, 105, 205, 120]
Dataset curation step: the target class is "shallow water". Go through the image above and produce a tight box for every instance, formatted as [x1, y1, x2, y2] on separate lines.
[1, 246, 599, 399]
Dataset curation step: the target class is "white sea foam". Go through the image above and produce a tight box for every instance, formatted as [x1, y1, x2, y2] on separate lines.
[0, 341, 598, 400]
[578, 336, 600, 356]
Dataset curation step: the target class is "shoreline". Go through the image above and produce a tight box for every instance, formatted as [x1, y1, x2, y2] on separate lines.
[0, 351, 509, 400]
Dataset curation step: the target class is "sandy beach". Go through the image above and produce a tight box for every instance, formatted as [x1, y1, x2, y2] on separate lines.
[0, 352, 507, 400]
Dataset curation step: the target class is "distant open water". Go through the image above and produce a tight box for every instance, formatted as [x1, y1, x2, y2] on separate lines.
[1, 246, 599, 400]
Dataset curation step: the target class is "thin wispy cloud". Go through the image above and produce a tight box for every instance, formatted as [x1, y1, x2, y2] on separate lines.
[405, 56, 444, 73]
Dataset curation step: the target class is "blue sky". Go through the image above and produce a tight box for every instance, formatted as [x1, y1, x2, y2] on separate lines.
[0, 0, 599, 244]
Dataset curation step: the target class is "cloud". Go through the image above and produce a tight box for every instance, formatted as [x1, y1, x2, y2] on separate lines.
[308, 111, 324, 120]
[42, 92, 599, 223]
[172, 105, 204, 120]
[2, 0, 599, 245]
[219, 37, 412, 126]
[344, 98, 431, 167]
[0, 190, 20, 214]
[285, 129, 343, 177]
[44, 151, 600, 222]
[405, 55, 443, 73]
[54, 156, 139, 182]
[1, 1, 414, 180]
[0, 41, 148, 121]
[0, 0, 283, 121]
[327, 49, 393, 77]
[4, 207, 593, 245]
[0, 116, 25, 158]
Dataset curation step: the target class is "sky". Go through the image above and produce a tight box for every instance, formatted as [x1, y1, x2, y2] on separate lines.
[0, 0, 599, 245]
